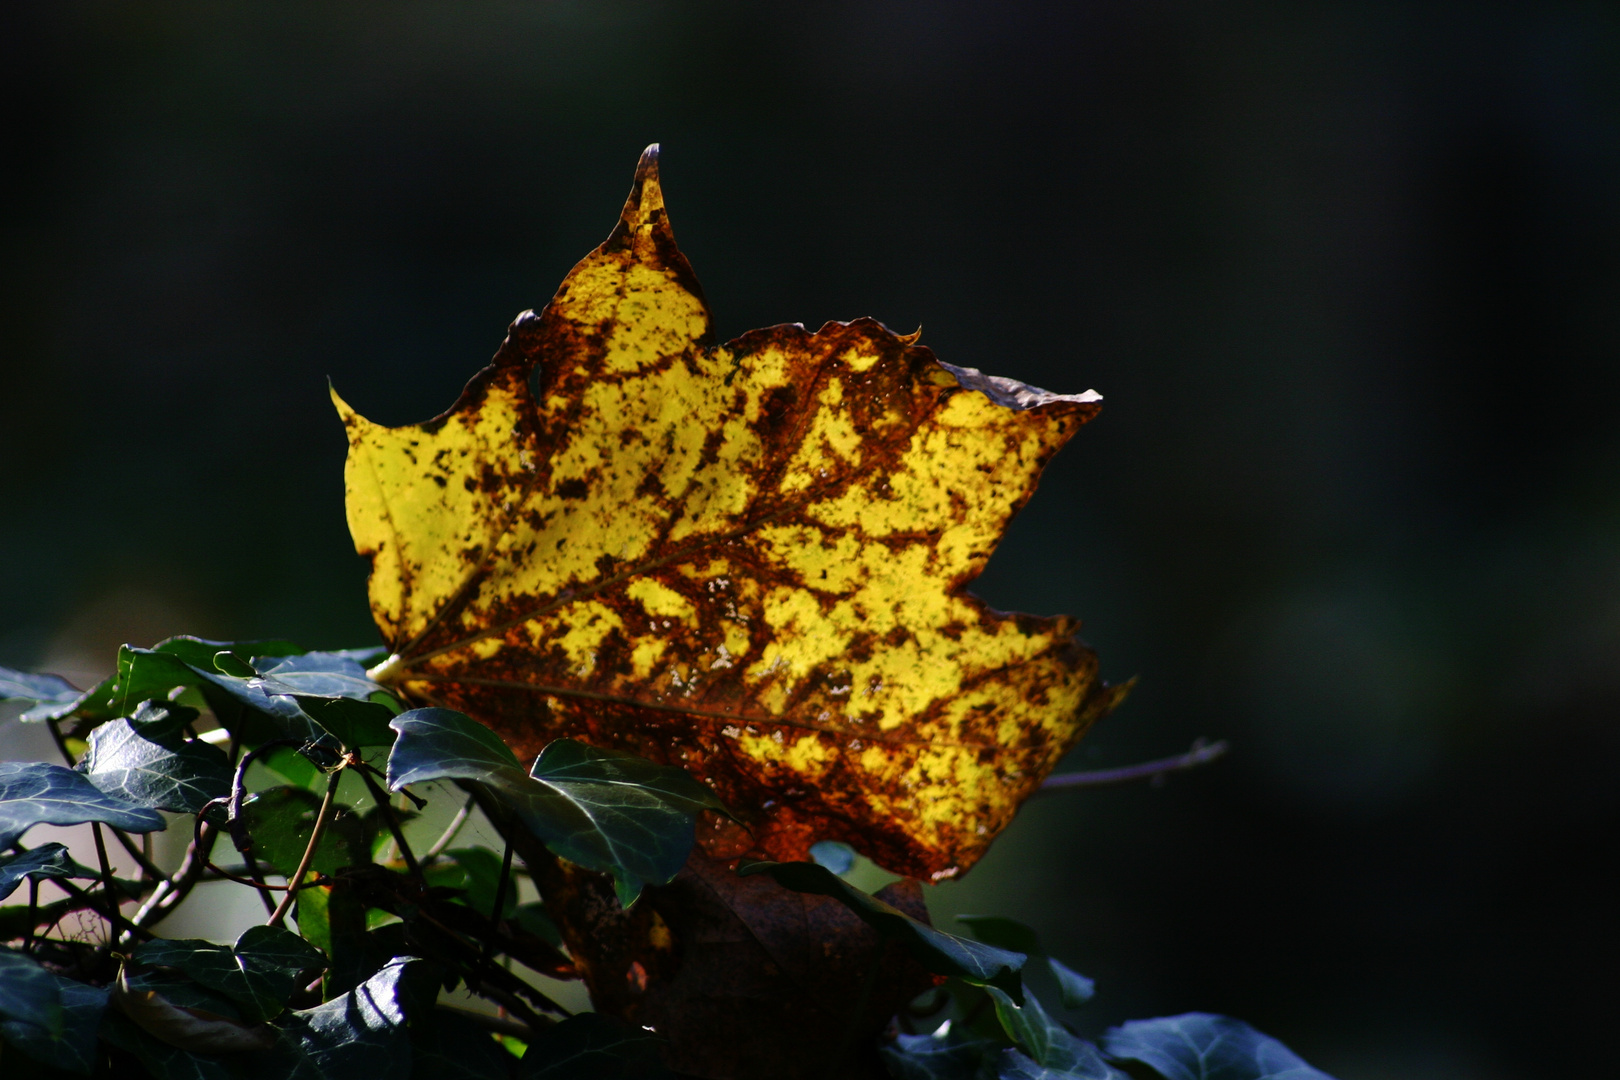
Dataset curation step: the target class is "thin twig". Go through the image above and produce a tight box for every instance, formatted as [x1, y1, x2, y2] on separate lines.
[109, 827, 166, 883]
[268, 767, 342, 928]
[1038, 738, 1230, 792]
[128, 819, 218, 934]
[354, 764, 421, 877]
[481, 840, 515, 969]
[424, 794, 475, 860]
[90, 824, 128, 933]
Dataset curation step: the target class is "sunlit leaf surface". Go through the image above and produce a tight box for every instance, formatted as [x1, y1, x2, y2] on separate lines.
[0, 761, 166, 849]
[337, 147, 1124, 878]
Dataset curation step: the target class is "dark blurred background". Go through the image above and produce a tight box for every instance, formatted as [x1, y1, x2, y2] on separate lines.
[3, 2, 1617, 1075]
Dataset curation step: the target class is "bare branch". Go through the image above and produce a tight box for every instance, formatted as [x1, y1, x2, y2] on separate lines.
[1038, 738, 1230, 793]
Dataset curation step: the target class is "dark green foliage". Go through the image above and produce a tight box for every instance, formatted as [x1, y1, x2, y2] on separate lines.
[250, 958, 421, 1080]
[408, 1009, 517, 1079]
[0, 643, 1336, 1080]
[880, 1029, 1001, 1080]
[132, 927, 326, 1023]
[1100, 1015, 1333, 1080]
[739, 860, 1027, 998]
[0, 974, 107, 1074]
[0, 949, 63, 1033]
[516, 1014, 671, 1079]
[958, 917, 1096, 1008]
[386, 708, 725, 905]
[0, 761, 166, 848]
[238, 789, 369, 878]
[984, 988, 1122, 1077]
[0, 844, 91, 903]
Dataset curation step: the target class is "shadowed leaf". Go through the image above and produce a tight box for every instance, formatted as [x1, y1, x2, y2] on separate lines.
[879, 1028, 1001, 1080]
[239, 787, 368, 878]
[409, 1008, 517, 1079]
[250, 957, 423, 1080]
[387, 708, 724, 905]
[336, 146, 1124, 880]
[517, 1013, 670, 1079]
[0, 761, 165, 849]
[985, 987, 1121, 1076]
[958, 916, 1097, 1009]
[0, 844, 94, 903]
[0, 948, 63, 1035]
[0, 973, 107, 1075]
[1100, 1015, 1335, 1080]
[133, 926, 326, 1024]
[738, 860, 1024, 996]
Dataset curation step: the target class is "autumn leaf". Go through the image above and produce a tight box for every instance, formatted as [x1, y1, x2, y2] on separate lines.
[334, 145, 1125, 880]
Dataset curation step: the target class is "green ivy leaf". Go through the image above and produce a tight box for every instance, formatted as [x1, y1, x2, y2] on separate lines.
[133, 926, 327, 1024]
[0, 844, 94, 903]
[0, 948, 64, 1035]
[0, 974, 109, 1075]
[0, 761, 166, 849]
[0, 667, 80, 711]
[77, 706, 232, 815]
[409, 1009, 517, 1079]
[984, 987, 1123, 1078]
[442, 849, 517, 921]
[1047, 960, 1095, 1010]
[959, 916, 1096, 1008]
[516, 1013, 671, 1079]
[239, 788, 368, 878]
[1100, 1014, 1335, 1080]
[879, 1028, 1001, 1080]
[251, 957, 423, 1080]
[738, 861, 1026, 997]
[997, 1046, 1127, 1080]
[386, 709, 725, 907]
[100, 1009, 243, 1080]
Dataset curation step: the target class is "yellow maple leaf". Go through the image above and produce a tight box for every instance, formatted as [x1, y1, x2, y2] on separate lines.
[334, 146, 1125, 880]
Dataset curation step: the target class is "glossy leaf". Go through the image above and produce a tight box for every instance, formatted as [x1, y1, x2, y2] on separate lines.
[517, 1013, 671, 1079]
[0, 948, 63, 1034]
[387, 708, 724, 906]
[0, 844, 93, 903]
[336, 146, 1125, 880]
[0, 667, 80, 710]
[879, 1028, 1000, 1080]
[0, 761, 166, 849]
[985, 988, 1121, 1077]
[959, 916, 1096, 1009]
[0, 973, 107, 1075]
[77, 707, 232, 815]
[133, 926, 326, 1024]
[1100, 1014, 1335, 1080]
[737, 860, 1024, 996]
[256, 957, 422, 1080]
